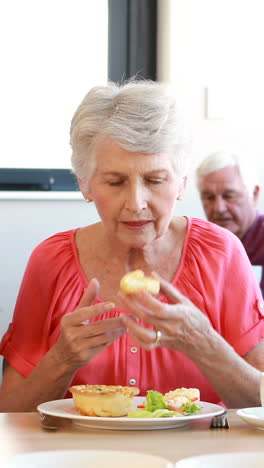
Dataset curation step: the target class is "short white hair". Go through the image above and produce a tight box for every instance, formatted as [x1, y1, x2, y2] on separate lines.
[70, 79, 192, 187]
[196, 151, 258, 195]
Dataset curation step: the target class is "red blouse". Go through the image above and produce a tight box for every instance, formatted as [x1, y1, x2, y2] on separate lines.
[1, 217, 264, 403]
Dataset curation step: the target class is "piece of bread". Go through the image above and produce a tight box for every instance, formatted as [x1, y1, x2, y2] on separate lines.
[120, 270, 160, 295]
[69, 384, 140, 417]
[164, 387, 200, 402]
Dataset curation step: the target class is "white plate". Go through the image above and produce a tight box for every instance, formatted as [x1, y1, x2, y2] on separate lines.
[237, 407, 264, 430]
[37, 397, 224, 430]
[175, 451, 264, 467]
[2, 450, 172, 468]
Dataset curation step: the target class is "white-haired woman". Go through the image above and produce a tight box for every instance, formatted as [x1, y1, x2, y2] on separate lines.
[1, 81, 264, 412]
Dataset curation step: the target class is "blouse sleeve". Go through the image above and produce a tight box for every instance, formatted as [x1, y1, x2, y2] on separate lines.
[179, 218, 264, 357]
[0, 230, 85, 376]
[219, 232, 264, 355]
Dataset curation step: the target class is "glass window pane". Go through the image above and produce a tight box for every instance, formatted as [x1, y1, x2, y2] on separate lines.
[0, 0, 108, 169]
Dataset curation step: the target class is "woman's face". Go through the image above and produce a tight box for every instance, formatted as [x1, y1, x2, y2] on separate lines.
[83, 140, 186, 249]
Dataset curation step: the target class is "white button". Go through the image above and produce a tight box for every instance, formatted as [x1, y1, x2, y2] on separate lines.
[129, 378, 137, 385]
[130, 346, 138, 353]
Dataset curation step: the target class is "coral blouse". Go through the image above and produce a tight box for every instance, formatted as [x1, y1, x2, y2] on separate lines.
[1, 217, 264, 403]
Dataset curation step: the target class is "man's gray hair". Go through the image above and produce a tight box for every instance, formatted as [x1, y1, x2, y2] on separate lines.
[196, 151, 259, 195]
[70, 79, 192, 187]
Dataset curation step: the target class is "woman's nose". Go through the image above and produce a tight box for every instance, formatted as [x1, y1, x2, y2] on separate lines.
[125, 184, 147, 212]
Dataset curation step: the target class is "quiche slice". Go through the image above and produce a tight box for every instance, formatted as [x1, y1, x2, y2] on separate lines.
[70, 384, 140, 417]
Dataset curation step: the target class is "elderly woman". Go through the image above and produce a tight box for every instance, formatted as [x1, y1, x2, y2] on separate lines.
[0, 80, 264, 412]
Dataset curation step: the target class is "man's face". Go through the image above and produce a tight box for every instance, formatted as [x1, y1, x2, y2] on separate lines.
[199, 166, 259, 239]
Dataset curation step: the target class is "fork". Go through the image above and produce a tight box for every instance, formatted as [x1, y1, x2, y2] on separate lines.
[210, 411, 229, 429]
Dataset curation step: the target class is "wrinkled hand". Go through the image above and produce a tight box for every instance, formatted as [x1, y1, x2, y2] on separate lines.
[51, 278, 126, 370]
[119, 273, 212, 358]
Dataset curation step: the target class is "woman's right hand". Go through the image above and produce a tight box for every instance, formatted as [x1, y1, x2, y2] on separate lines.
[51, 278, 126, 370]
[0, 279, 126, 412]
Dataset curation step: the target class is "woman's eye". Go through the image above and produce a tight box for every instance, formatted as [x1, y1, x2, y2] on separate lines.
[147, 179, 164, 184]
[108, 180, 124, 186]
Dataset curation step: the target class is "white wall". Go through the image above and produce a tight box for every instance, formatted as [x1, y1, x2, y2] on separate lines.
[157, 0, 264, 207]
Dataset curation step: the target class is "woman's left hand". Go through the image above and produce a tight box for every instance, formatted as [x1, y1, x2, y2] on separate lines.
[119, 274, 264, 409]
[118, 274, 213, 358]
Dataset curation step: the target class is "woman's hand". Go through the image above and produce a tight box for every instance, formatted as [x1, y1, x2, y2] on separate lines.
[51, 278, 126, 371]
[118, 274, 263, 408]
[0, 279, 126, 412]
[118, 274, 213, 359]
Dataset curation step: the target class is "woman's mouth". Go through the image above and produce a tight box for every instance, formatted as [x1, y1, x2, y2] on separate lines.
[121, 220, 152, 230]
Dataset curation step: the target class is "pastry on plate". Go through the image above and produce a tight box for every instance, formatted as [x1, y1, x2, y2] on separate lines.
[70, 384, 140, 417]
[120, 270, 160, 295]
[164, 387, 200, 405]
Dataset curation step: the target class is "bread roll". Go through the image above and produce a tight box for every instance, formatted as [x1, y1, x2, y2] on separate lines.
[120, 270, 160, 295]
[70, 384, 139, 417]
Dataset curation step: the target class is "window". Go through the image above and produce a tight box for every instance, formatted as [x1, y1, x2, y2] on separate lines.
[0, 0, 107, 193]
[0, 0, 157, 194]
[0, 0, 108, 171]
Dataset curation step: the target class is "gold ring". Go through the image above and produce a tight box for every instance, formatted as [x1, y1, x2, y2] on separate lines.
[154, 329, 162, 344]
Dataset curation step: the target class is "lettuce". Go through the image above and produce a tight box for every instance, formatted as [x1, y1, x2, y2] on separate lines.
[145, 390, 168, 411]
[128, 389, 202, 418]
[150, 409, 180, 418]
[181, 402, 201, 415]
[128, 408, 180, 418]
[128, 409, 153, 418]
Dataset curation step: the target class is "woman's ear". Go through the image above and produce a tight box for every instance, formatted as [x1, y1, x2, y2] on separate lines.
[78, 177, 93, 202]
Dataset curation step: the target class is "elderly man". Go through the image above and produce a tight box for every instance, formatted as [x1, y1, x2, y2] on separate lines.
[196, 151, 264, 296]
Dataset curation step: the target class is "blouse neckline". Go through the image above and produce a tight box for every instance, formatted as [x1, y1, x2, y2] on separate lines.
[70, 217, 192, 303]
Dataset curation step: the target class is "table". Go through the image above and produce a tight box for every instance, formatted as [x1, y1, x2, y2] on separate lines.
[0, 410, 263, 464]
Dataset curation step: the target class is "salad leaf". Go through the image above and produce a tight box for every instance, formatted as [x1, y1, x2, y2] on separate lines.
[150, 409, 180, 418]
[181, 402, 201, 415]
[128, 389, 202, 419]
[145, 390, 168, 411]
[128, 408, 181, 418]
[128, 409, 153, 418]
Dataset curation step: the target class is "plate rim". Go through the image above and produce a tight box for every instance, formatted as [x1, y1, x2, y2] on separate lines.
[3, 449, 172, 468]
[4, 449, 170, 462]
[237, 407, 264, 422]
[176, 451, 264, 465]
